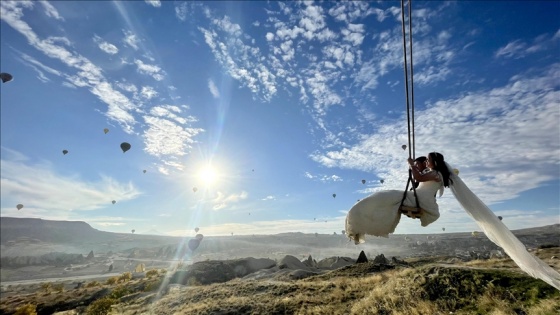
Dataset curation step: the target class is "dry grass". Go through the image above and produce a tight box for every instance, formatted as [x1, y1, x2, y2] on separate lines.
[1, 250, 559, 315]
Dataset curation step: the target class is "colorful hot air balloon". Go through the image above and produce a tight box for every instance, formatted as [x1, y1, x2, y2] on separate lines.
[453, 168, 460, 175]
[103, 128, 109, 134]
[0, 73, 13, 83]
[112, 200, 116, 204]
[62, 150, 68, 155]
[16, 204, 23, 210]
[120, 142, 131, 153]
[361, 179, 366, 184]
[472, 231, 479, 238]
[401, 144, 407, 150]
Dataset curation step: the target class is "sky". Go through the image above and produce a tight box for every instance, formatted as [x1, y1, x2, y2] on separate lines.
[1, 0, 559, 238]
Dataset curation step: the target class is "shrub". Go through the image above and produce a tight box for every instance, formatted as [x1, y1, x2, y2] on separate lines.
[40, 282, 52, 294]
[118, 272, 132, 283]
[53, 283, 65, 293]
[105, 277, 118, 285]
[146, 269, 159, 278]
[109, 286, 131, 299]
[14, 303, 37, 315]
[85, 297, 116, 315]
[85, 281, 100, 288]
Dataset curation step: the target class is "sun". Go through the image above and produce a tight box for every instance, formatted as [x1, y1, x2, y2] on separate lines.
[198, 165, 218, 186]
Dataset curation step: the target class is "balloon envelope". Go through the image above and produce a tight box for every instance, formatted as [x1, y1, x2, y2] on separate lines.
[112, 200, 116, 204]
[498, 216, 503, 221]
[131, 229, 135, 234]
[16, 204, 23, 210]
[120, 142, 131, 153]
[380, 179, 384, 184]
[0, 73, 13, 83]
[103, 128, 109, 134]
[143, 170, 147, 173]
[401, 144, 407, 150]
[195, 233, 204, 240]
[193, 187, 198, 193]
[332, 194, 336, 198]
[62, 150, 68, 155]
[361, 179, 366, 184]
[194, 227, 199, 233]
[453, 168, 460, 175]
[188, 239, 201, 251]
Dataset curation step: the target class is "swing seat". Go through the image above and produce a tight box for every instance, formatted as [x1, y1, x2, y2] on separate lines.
[399, 206, 424, 219]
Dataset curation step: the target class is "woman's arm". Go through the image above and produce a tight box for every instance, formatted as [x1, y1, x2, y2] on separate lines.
[408, 158, 440, 182]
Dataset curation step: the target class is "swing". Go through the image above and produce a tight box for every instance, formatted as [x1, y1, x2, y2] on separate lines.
[397, 0, 425, 220]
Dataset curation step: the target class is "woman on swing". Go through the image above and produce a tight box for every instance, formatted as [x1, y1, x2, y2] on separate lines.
[345, 152, 450, 244]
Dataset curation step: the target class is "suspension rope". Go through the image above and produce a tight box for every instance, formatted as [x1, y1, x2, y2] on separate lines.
[399, 0, 421, 215]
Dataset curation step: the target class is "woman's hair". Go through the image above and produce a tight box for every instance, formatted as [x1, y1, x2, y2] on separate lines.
[428, 152, 450, 187]
[414, 156, 427, 163]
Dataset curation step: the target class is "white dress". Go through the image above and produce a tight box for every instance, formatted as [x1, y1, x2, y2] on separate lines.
[345, 171, 443, 244]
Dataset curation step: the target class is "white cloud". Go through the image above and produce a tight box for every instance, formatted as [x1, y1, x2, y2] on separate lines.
[134, 59, 165, 81]
[144, 0, 161, 8]
[175, 2, 188, 21]
[495, 40, 527, 59]
[211, 191, 248, 210]
[39, 0, 64, 21]
[208, 79, 220, 98]
[123, 30, 140, 50]
[140, 86, 158, 100]
[93, 35, 119, 54]
[0, 150, 141, 217]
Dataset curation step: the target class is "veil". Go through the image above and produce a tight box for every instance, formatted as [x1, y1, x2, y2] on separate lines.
[445, 162, 560, 290]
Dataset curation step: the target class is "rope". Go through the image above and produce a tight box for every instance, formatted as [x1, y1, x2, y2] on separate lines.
[399, 0, 420, 211]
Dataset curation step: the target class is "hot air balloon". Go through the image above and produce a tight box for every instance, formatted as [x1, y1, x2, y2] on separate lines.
[16, 204, 23, 211]
[103, 128, 109, 134]
[62, 150, 68, 155]
[193, 187, 198, 193]
[112, 200, 116, 204]
[194, 227, 199, 233]
[498, 216, 503, 221]
[0, 73, 13, 83]
[401, 144, 407, 150]
[380, 179, 384, 184]
[188, 239, 201, 251]
[442, 227, 445, 232]
[361, 179, 366, 184]
[131, 229, 135, 234]
[195, 233, 204, 240]
[472, 231, 479, 238]
[120, 142, 131, 153]
[332, 193, 336, 198]
[453, 168, 460, 175]
[143, 170, 147, 174]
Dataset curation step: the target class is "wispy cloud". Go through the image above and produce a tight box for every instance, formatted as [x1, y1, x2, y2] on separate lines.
[0, 149, 141, 218]
[134, 59, 165, 81]
[495, 31, 559, 59]
[93, 35, 119, 55]
[211, 191, 249, 210]
[123, 29, 140, 50]
[208, 78, 220, 98]
[39, 0, 64, 21]
[144, 0, 161, 8]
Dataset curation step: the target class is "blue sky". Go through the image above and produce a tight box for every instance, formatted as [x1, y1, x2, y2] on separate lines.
[1, 1, 559, 237]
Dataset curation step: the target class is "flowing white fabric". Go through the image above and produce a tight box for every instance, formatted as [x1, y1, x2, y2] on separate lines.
[445, 162, 560, 290]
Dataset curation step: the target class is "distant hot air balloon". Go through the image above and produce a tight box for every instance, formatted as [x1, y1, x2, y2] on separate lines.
[62, 150, 68, 155]
[194, 227, 199, 233]
[442, 227, 445, 232]
[332, 193, 336, 198]
[341, 230, 346, 235]
[143, 170, 147, 174]
[16, 204, 23, 211]
[195, 233, 204, 240]
[453, 168, 460, 175]
[498, 216, 503, 221]
[188, 239, 201, 251]
[112, 200, 116, 204]
[120, 142, 131, 153]
[380, 179, 384, 184]
[401, 144, 407, 150]
[0, 73, 13, 83]
[472, 231, 479, 238]
[131, 229, 135, 234]
[103, 128, 109, 134]
[193, 187, 198, 193]
[361, 179, 366, 184]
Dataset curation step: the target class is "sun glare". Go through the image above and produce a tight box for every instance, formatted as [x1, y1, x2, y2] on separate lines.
[198, 165, 218, 186]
